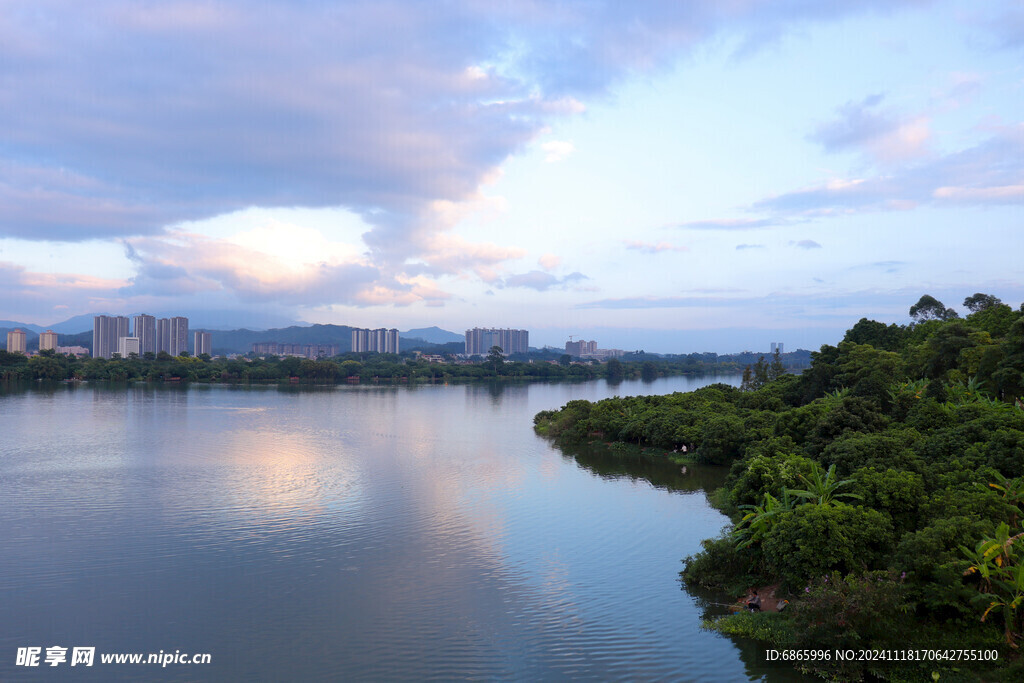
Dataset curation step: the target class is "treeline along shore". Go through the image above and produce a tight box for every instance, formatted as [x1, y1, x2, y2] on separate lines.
[0, 347, 806, 384]
[534, 294, 1024, 681]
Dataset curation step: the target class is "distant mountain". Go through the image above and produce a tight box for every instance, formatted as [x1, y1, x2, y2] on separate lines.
[0, 320, 45, 334]
[207, 324, 356, 355]
[401, 326, 463, 344]
[9, 310, 301, 336]
[172, 310, 300, 331]
[47, 314, 104, 334]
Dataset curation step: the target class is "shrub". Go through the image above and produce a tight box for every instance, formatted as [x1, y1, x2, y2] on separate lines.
[761, 504, 894, 588]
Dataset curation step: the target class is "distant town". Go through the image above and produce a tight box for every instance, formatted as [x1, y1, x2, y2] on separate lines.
[2, 315, 797, 370]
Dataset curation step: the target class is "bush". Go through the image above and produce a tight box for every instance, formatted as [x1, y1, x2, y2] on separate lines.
[727, 452, 815, 509]
[761, 504, 894, 588]
[789, 571, 912, 680]
[682, 535, 764, 593]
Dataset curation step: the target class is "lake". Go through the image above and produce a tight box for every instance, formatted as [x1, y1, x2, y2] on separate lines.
[0, 377, 808, 680]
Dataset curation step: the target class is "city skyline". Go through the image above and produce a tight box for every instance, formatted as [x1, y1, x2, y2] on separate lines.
[1, 2, 1022, 353]
[90, 314, 198, 358]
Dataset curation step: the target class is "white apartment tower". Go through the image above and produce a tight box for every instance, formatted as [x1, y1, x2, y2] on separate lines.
[170, 317, 189, 356]
[117, 336, 141, 358]
[38, 330, 58, 351]
[465, 328, 529, 356]
[193, 331, 212, 356]
[351, 328, 400, 354]
[93, 315, 130, 359]
[6, 328, 27, 354]
[133, 314, 157, 355]
[157, 316, 189, 355]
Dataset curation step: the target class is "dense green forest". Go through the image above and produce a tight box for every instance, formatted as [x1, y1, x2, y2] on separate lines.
[534, 294, 1024, 680]
[0, 345, 794, 384]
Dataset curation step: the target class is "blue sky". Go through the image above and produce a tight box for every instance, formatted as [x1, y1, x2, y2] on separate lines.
[1, 0, 1022, 352]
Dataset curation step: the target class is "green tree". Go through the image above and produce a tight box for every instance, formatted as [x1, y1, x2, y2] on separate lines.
[753, 355, 769, 387]
[769, 348, 786, 381]
[605, 357, 624, 383]
[740, 365, 754, 392]
[910, 294, 959, 322]
[964, 292, 1003, 313]
[762, 503, 894, 586]
[487, 346, 505, 375]
[842, 317, 907, 352]
[28, 354, 65, 380]
[640, 361, 658, 381]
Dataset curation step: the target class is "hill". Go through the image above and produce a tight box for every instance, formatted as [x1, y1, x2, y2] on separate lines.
[401, 326, 463, 344]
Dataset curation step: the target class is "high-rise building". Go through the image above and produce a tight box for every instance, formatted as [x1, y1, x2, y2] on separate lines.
[156, 318, 170, 354]
[38, 330, 58, 351]
[117, 336, 141, 358]
[169, 317, 189, 356]
[465, 328, 529, 356]
[6, 328, 27, 354]
[565, 339, 597, 357]
[351, 328, 400, 354]
[156, 316, 189, 355]
[93, 315, 129, 359]
[193, 331, 212, 356]
[770, 342, 784, 354]
[133, 314, 156, 355]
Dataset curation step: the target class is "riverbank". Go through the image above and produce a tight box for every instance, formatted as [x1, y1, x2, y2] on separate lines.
[534, 341, 1024, 682]
[1, 348, 762, 384]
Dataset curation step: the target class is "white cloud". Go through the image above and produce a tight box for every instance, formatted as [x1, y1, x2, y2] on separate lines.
[623, 240, 688, 253]
[540, 140, 575, 163]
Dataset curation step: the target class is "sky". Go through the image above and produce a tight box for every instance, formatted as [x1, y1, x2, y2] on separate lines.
[1, 0, 1022, 353]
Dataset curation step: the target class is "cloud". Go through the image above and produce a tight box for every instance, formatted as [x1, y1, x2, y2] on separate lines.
[121, 230, 387, 307]
[809, 94, 931, 164]
[408, 233, 527, 281]
[0, 0, 928, 256]
[735, 244, 765, 250]
[936, 72, 983, 109]
[984, 5, 1024, 48]
[623, 240, 687, 253]
[0, 260, 130, 320]
[792, 239, 822, 249]
[932, 185, 1024, 201]
[674, 217, 780, 230]
[577, 295, 730, 310]
[859, 260, 906, 274]
[500, 270, 588, 291]
[575, 287, 1003, 316]
[538, 253, 561, 269]
[752, 123, 1024, 217]
[540, 140, 575, 163]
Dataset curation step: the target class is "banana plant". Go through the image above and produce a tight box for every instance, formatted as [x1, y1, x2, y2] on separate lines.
[989, 472, 1024, 526]
[886, 378, 927, 405]
[733, 488, 798, 549]
[790, 462, 862, 507]
[963, 521, 1024, 646]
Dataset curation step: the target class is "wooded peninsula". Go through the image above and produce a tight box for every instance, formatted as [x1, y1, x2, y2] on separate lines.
[534, 294, 1024, 681]
[0, 347, 807, 384]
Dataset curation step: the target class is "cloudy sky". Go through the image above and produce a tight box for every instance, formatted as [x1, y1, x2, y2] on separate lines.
[1, 0, 1022, 352]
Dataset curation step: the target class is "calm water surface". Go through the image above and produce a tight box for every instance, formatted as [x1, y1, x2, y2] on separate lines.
[0, 377, 807, 681]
